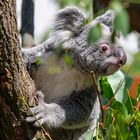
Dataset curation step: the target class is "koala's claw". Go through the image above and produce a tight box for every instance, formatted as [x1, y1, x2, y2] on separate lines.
[34, 118, 44, 127]
[26, 112, 45, 127]
[26, 102, 48, 127]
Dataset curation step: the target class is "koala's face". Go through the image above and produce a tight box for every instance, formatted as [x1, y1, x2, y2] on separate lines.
[67, 25, 127, 76]
[79, 39, 126, 76]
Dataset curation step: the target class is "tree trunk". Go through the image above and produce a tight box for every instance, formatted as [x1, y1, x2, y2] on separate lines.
[0, 0, 38, 139]
[20, 0, 34, 47]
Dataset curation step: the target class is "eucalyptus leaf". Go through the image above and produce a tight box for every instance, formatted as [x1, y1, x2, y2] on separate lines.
[110, 0, 123, 13]
[114, 10, 130, 36]
[133, 111, 140, 124]
[109, 124, 117, 139]
[110, 0, 130, 36]
[87, 24, 102, 45]
[129, 111, 140, 138]
[107, 70, 125, 103]
[110, 99, 128, 117]
[105, 109, 112, 129]
[100, 77, 113, 100]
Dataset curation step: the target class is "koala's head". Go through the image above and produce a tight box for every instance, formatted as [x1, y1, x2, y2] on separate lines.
[64, 23, 127, 76]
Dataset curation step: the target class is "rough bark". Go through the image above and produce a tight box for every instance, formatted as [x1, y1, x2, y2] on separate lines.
[0, 0, 37, 139]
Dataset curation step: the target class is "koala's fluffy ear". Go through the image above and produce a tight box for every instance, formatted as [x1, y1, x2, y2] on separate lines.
[53, 7, 85, 34]
[50, 7, 86, 47]
[90, 10, 115, 29]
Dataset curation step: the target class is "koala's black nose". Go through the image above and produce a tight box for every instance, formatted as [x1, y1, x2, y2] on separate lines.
[115, 47, 127, 66]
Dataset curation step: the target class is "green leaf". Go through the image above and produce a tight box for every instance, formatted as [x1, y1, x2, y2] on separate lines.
[108, 123, 116, 139]
[129, 123, 137, 139]
[110, 1, 123, 13]
[105, 109, 112, 129]
[87, 24, 102, 45]
[111, 30, 116, 43]
[63, 54, 73, 66]
[110, 99, 128, 117]
[114, 10, 130, 36]
[100, 77, 113, 100]
[135, 112, 140, 125]
[129, 111, 140, 138]
[108, 104, 129, 139]
[110, 0, 130, 36]
[107, 70, 125, 103]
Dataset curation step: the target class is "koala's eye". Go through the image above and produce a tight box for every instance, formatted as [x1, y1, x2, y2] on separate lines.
[101, 44, 109, 52]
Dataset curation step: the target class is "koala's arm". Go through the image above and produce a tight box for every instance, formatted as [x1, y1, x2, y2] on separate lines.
[21, 8, 114, 66]
[21, 7, 85, 65]
[26, 88, 100, 129]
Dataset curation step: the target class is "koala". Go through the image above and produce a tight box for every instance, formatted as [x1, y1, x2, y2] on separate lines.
[22, 7, 127, 140]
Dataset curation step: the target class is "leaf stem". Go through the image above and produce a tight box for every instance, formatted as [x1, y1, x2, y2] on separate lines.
[90, 71, 105, 127]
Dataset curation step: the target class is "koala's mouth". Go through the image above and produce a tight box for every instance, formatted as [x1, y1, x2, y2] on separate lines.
[106, 63, 121, 74]
[110, 62, 121, 68]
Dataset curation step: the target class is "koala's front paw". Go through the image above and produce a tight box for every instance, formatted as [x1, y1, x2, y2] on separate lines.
[26, 102, 49, 127]
[26, 91, 48, 127]
[26, 92, 65, 128]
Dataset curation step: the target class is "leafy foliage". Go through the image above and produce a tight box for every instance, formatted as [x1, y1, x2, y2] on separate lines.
[93, 75, 140, 140]
[110, 1, 130, 36]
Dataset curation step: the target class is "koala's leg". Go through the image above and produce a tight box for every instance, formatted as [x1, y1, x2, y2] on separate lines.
[26, 87, 100, 130]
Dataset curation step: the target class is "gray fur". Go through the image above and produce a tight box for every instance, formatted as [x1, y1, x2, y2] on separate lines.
[23, 7, 127, 140]
[53, 7, 85, 33]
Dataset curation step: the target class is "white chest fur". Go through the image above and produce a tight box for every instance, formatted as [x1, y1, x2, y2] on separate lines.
[34, 54, 92, 101]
